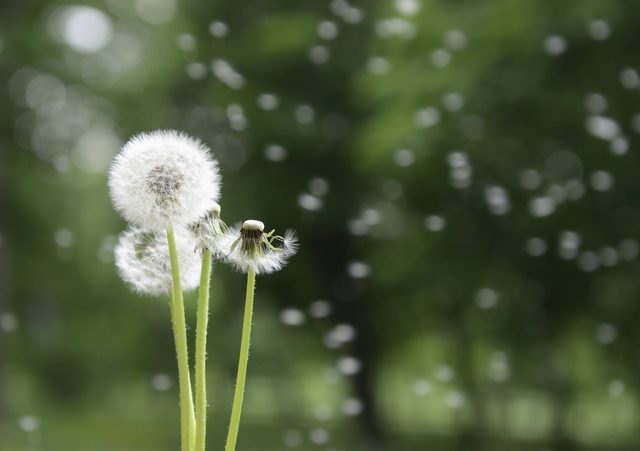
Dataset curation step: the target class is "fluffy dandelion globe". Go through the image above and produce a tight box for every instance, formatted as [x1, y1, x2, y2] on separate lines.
[115, 226, 202, 296]
[109, 130, 221, 229]
[221, 219, 298, 274]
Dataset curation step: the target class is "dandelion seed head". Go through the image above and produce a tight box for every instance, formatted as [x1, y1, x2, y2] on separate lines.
[189, 202, 227, 254]
[243, 219, 264, 232]
[114, 226, 201, 296]
[109, 130, 220, 229]
[220, 223, 298, 274]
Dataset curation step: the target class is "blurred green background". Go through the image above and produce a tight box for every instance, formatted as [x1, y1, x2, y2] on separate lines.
[2, 0, 640, 450]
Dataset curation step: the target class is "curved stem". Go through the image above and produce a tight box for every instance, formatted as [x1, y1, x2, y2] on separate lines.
[224, 268, 256, 451]
[167, 226, 196, 451]
[195, 248, 212, 451]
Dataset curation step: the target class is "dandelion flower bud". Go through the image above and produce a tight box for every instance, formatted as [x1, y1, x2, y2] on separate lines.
[115, 226, 202, 296]
[189, 202, 228, 255]
[109, 130, 221, 229]
[221, 219, 298, 274]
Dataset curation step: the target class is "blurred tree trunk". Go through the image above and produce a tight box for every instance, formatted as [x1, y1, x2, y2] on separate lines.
[311, 229, 386, 446]
[0, 141, 8, 421]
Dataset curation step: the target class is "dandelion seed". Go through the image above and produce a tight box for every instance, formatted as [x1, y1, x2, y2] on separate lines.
[114, 226, 202, 296]
[620, 68, 640, 90]
[590, 170, 614, 192]
[317, 21, 339, 40]
[186, 62, 207, 80]
[298, 193, 323, 211]
[309, 300, 332, 318]
[309, 46, 330, 64]
[414, 107, 441, 128]
[619, 239, 639, 261]
[208, 21, 228, 38]
[435, 365, 455, 382]
[446, 391, 466, 409]
[314, 404, 333, 421]
[424, 215, 446, 232]
[586, 115, 620, 140]
[595, 323, 617, 344]
[309, 177, 330, 197]
[519, 169, 541, 190]
[444, 30, 467, 50]
[257, 93, 280, 110]
[176, 33, 196, 51]
[294, 104, 315, 124]
[578, 251, 599, 272]
[211, 59, 245, 89]
[220, 220, 298, 274]
[151, 373, 173, 391]
[530, 197, 555, 217]
[0, 313, 18, 333]
[442, 92, 464, 112]
[544, 35, 567, 56]
[109, 130, 220, 229]
[584, 93, 607, 114]
[347, 261, 370, 279]
[18, 416, 40, 433]
[394, 149, 415, 167]
[609, 380, 625, 397]
[525, 237, 547, 257]
[280, 308, 306, 326]
[367, 56, 391, 75]
[395, 0, 419, 16]
[558, 231, 581, 260]
[413, 379, 432, 396]
[342, 398, 363, 416]
[336, 356, 361, 375]
[587, 20, 610, 41]
[309, 428, 330, 445]
[264, 143, 287, 162]
[282, 429, 303, 447]
[430, 49, 451, 68]
[476, 288, 500, 309]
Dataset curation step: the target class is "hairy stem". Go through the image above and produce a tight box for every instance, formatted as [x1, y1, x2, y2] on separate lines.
[167, 225, 196, 451]
[195, 248, 212, 451]
[224, 268, 256, 451]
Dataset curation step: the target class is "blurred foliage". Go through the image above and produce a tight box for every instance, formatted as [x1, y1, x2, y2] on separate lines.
[2, 0, 640, 450]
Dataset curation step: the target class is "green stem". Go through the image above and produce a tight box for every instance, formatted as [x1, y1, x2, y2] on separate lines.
[167, 226, 196, 451]
[224, 268, 256, 451]
[195, 248, 212, 451]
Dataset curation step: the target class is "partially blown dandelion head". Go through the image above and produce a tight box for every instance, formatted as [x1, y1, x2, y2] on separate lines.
[109, 130, 221, 229]
[115, 226, 202, 296]
[221, 219, 298, 274]
[189, 201, 228, 254]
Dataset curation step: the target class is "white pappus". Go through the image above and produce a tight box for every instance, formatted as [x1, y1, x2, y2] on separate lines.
[108, 130, 221, 229]
[219, 219, 298, 274]
[115, 226, 202, 296]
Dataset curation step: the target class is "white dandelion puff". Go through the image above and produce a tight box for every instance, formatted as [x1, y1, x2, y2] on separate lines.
[108, 130, 221, 229]
[220, 220, 298, 274]
[189, 201, 228, 255]
[115, 226, 202, 296]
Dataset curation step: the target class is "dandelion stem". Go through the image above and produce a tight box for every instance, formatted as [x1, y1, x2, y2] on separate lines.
[167, 225, 196, 451]
[224, 268, 256, 451]
[195, 248, 212, 451]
